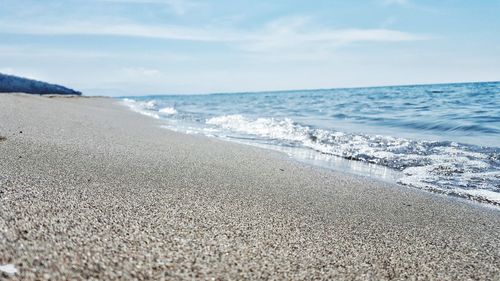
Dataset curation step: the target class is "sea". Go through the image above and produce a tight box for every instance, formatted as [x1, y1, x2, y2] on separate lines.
[120, 82, 500, 206]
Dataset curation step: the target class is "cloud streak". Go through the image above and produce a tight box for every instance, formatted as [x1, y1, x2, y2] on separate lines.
[0, 22, 227, 41]
[96, 0, 200, 15]
[0, 17, 428, 53]
[244, 17, 427, 54]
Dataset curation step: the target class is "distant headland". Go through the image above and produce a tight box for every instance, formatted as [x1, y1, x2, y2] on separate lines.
[0, 73, 81, 96]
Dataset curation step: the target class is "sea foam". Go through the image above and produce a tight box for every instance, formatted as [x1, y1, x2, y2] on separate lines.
[205, 114, 500, 204]
[122, 98, 160, 119]
[119, 82, 500, 206]
[159, 107, 178, 115]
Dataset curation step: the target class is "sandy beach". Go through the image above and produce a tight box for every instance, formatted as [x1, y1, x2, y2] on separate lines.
[0, 94, 499, 280]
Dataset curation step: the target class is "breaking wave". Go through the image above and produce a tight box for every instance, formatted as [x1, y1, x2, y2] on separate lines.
[119, 82, 500, 206]
[206, 115, 500, 205]
[122, 99, 177, 119]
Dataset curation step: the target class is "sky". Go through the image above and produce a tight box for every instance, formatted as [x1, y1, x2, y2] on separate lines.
[0, 0, 499, 96]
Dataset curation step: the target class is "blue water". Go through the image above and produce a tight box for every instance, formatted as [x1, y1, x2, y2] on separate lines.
[121, 82, 500, 206]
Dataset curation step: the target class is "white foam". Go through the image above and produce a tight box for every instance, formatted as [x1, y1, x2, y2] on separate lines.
[206, 115, 309, 142]
[0, 264, 17, 275]
[159, 107, 178, 115]
[122, 98, 160, 119]
[459, 189, 500, 204]
[205, 114, 500, 205]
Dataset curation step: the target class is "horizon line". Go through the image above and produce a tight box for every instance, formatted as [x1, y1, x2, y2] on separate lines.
[113, 80, 500, 98]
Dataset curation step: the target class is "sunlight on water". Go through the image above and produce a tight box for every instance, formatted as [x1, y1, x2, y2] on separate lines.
[121, 82, 500, 205]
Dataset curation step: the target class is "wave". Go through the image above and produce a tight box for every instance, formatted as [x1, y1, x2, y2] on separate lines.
[119, 82, 500, 207]
[159, 107, 178, 115]
[206, 115, 500, 205]
[122, 99, 177, 118]
[122, 98, 160, 119]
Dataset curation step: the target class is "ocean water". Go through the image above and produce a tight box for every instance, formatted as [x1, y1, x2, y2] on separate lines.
[120, 82, 500, 206]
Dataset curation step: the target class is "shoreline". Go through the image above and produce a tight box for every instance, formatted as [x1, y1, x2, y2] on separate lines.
[121, 95, 500, 208]
[215, 139, 500, 211]
[171, 131, 500, 211]
[1, 94, 499, 279]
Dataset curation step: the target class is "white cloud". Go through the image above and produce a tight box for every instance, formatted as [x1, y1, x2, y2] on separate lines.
[0, 16, 427, 50]
[96, 0, 199, 15]
[0, 21, 230, 41]
[240, 17, 427, 56]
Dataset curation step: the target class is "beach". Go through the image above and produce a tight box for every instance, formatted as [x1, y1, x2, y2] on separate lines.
[0, 94, 499, 280]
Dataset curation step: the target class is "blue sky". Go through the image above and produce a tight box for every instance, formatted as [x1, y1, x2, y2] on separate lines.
[0, 0, 499, 95]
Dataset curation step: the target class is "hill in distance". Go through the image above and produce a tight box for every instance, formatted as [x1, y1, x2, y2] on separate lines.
[0, 73, 81, 96]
